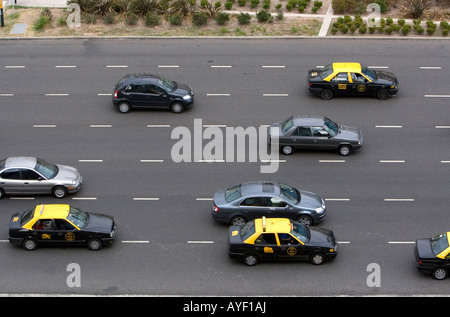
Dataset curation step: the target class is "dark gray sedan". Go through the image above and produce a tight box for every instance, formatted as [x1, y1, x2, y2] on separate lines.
[269, 115, 363, 156]
[0, 157, 82, 199]
[211, 181, 326, 226]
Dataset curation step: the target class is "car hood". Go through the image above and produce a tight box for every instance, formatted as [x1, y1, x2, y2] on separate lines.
[373, 70, 397, 85]
[84, 213, 115, 233]
[298, 190, 323, 209]
[53, 164, 81, 183]
[415, 238, 436, 260]
[172, 82, 193, 97]
[308, 227, 336, 248]
[335, 125, 362, 142]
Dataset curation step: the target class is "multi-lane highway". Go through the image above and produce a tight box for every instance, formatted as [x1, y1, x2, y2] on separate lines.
[0, 38, 449, 296]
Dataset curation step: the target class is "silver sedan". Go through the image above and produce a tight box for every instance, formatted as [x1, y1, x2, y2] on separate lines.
[0, 157, 82, 199]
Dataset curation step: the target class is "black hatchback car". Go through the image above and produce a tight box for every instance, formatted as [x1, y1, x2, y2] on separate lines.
[113, 73, 194, 113]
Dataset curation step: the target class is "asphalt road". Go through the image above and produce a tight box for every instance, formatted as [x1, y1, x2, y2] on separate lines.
[0, 38, 449, 297]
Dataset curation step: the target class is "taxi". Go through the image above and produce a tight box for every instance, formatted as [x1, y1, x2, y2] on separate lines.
[228, 217, 338, 266]
[308, 62, 398, 100]
[9, 204, 117, 251]
[415, 232, 450, 280]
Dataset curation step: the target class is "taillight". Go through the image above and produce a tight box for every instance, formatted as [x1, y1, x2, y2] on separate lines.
[114, 90, 118, 98]
[214, 205, 220, 212]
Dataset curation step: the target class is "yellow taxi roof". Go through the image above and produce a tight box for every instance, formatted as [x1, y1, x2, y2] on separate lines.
[254, 217, 292, 234]
[32, 204, 70, 220]
[332, 62, 362, 73]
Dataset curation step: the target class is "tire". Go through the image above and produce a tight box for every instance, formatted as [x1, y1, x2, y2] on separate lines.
[282, 145, 294, 155]
[0, 188, 5, 200]
[23, 239, 38, 251]
[310, 252, 325, 265]
[376, 89, 390, 100]
[87, 238, 103, 251]
[52, 186, 68, 199]
[118, 102, 131, 113]
[230, 216, 247, 226]
[296, 215, 313, 226]
[432, 267, 448, 280]
[170, 102, 184, 114]
[320, 89, 333, 100]
[243, 254, 259, 266]
[338, 144, 352, 156]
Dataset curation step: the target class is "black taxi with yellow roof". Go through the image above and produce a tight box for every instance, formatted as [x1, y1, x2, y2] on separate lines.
[9, 204, 117, 251]
[308, 62, 398, 100]
[228, 217, 338, 266]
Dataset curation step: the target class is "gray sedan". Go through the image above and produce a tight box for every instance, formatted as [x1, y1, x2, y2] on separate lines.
[270, 115, 363, 156]
[0, 157, 82, 199]
[211, 181, 326, 226]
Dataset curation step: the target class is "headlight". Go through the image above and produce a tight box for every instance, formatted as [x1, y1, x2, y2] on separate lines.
[315, 207, 324, 214]
[183, 95, 192, 101]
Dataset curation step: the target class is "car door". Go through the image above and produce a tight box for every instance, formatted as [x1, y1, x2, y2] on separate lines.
[20, 168, 51, 195]
[143, 84, 170, 109]
[253, 233, 280, 260]
[239, 197, 273, 220]
[277, 233, 309, 261]
[310, 126, 335, 150]
[349, 72, 371, 96]
[267, 197, 295, 219]
[0, 168, 23, 194]
[54, 219, 83, 244]
[31, 218, 57, 245]
[329, 72, 351, 95]
[122, 84, 148, 107]
[286, 126, 316, 149]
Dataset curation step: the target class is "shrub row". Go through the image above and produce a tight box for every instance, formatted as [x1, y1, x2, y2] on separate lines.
[331, 15, 449, 36]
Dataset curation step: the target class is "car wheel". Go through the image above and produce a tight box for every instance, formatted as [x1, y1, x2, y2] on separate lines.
[282, 145, 294, 155]
[0, 188, 4, 200]
[118, 102, 131, 113]
[231, 216, 247, 226]
[52, 186, 68, 199]
[310, 253, 325, 265]
[320, 89, 333, 100]
[170, 102, 184, 114]
[296, 215, 313, 226]
[23, 239, 38, 251]
[432, 267, 448, 280]
[244, 254, 259, 266]
[338, 144, 352, 156]
[87, 238, 103, 251]
[376, 89, 390, 100]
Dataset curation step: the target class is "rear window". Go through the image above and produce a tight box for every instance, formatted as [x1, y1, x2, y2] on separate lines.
[21, 207, 35, 226]
[319, 64, 333, 79]
[240, 220, 256, 241]
[225, 185, 241, 203]
[0, 159, 5, 170]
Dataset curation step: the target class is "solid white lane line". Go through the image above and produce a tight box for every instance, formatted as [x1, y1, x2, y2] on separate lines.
[33, 125, 56, 128]
[379, 160, 405, 163]
[384, 198, 415, 202]
[425, 94, 450, 98]
[5, 65, 25, 68]
[147, 124, 171, 128]
[158, 65, 179, 68]
[10, 197, 34, 200]
[140, 159, 164, 163]
[420, 66, 441, 69]
[98, 93, 112, 96]
[122, 241, 150, 244]
[0, 94, 14, 97]
[368, 66, 389, 69]
[262, 65, 285, 68]
[72, 197, 97, 200]
[211, 65, 232, 68]
[106, 65, 128, 68]
[55, 65, 76, 68]
[196, 198, 213, 201]
[263, 93, 289, 96]
[206, 93, 230, 96]
[436, 126, 450, 129]
[78, 159, 103, 162]
[325, 198, 350, 201]
[388, 241, 415, 244]
[133, 197, 160, 201]
[187, 241, 214, 244]
[441, 161, 450, 163]
[45, 93, 69, 96]
[199, 159, 225, 162]
[90, 124, 112, 128]
[203, 124, 227, 127]
[375, 125, 403, 128]
[319, 160, 345, 163]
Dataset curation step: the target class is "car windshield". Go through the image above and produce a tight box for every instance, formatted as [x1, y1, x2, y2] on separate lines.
[361, 66, 376, 81]
[67, 207, 89, 229]
[157, 74, 175, 92]
[21, 207, 35, 226]
[225, 184, 242, 203]
[34, 158, 58, 179]
[431, 233, 449, 256]
[291, 222, 310, 243]
[323, 118, 338, 136]
[279, 183, 300, 204]
[281, 117, 294, 134]
[318, 64, 334, 79]
[240, 220, 256, 241]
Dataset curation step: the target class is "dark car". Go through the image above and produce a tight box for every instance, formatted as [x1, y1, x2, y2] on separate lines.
[212, 181, 326, 226]
[415, 232, 450, 280]
[228, 217, 338, 266]
[308, 62, 398, 100]
[9, 204, 117, 251]
[113, 73, 194, 113]
[269, 115, 363, 156]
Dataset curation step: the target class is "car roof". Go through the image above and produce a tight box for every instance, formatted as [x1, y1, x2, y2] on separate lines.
[21, 204, 71, 229]
[119, 73, 160, 84]
[254, 217, 292, 234]
[4, 156, 37, 169]
[332, 62, 362, 73]
[290, 115, 326, 127]
[240, 181, 280, 197]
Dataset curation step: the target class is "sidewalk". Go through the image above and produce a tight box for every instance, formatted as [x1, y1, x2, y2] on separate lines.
[7, 0, 67, 7]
